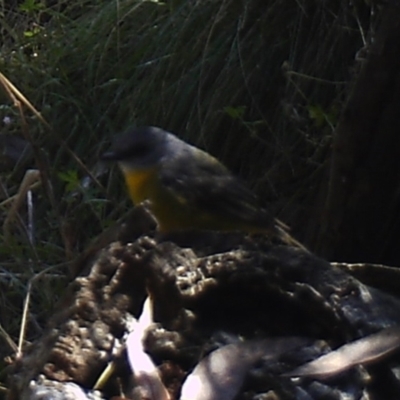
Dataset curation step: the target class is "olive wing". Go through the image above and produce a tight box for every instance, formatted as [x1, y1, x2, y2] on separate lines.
[159, 151, 273, 226]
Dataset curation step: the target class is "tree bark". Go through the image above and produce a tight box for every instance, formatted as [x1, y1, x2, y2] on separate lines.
[315, 5, 400, 265]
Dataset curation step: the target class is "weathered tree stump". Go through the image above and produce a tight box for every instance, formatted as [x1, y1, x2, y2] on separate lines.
[7, 225, 400, 399]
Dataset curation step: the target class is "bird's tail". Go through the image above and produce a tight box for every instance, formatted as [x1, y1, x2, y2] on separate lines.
[274, 220, 309, 252]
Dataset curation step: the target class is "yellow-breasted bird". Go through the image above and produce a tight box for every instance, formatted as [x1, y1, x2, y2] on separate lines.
[102, 126, 305, 249]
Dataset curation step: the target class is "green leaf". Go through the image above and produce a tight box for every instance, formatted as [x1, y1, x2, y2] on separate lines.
[19, 0, 45, 13]
[58, 170, 79, 193]
[308, 104, 326, 128]
[224, 105, 246, 120]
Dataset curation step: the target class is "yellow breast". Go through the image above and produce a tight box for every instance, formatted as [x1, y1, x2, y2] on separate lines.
[121, 166, 260, 233]
[120, 165, 209, 232]
[122, 167, 158, 205]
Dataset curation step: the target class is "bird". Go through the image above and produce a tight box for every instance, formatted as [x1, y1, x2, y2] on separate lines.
[101, 126, 306, 249]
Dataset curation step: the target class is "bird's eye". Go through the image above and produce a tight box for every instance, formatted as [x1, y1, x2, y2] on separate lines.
[126, 143, 152, 157]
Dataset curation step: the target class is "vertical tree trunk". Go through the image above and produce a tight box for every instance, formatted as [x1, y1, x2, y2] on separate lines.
[315, 6, 400, 265]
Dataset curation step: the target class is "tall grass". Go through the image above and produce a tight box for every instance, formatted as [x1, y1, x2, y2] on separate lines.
[0, 0, 374, 392]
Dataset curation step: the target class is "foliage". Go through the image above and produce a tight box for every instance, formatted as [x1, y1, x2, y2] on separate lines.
[0, 0, 375, 394]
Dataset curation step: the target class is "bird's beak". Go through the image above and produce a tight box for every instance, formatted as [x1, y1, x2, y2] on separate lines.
[101, 151, 118, 161]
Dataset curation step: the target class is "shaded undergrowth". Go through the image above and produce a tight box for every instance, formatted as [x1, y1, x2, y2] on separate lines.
[0, 0, 375, 394]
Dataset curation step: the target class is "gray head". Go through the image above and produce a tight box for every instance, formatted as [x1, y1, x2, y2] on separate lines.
[102, 126, 185, 169]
